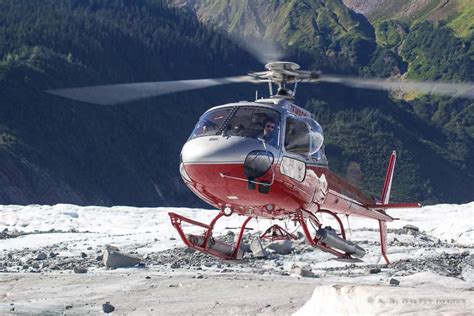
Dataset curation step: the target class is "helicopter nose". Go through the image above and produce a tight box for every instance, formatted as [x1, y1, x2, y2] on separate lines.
[181, 136, 278, 164]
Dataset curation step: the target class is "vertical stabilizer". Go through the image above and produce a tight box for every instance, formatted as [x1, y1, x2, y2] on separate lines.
[380, 151, 396, 204]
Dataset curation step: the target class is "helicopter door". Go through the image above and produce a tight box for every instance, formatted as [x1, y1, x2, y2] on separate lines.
[283, 116, 327, 203]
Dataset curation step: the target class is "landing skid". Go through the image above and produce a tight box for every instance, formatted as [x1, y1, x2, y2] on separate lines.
[169, 211, 252, 260]
[168, 208, 384, 263]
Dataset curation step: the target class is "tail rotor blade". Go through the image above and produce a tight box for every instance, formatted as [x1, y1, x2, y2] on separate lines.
[47, 75, 255, 105]
[319, 75, 474, 99]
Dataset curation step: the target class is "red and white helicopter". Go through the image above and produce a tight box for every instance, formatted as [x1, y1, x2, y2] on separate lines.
[50, 53, 473, 264]
[169, 62, 423, 264]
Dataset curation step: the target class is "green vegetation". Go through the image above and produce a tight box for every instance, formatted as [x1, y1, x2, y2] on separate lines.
[173, 0, 377, 73]
[400, 21, 473, 81]
[0, 0, 259, 206]
[447, 1, 474, 38]
[375, 20, 409, 48]
[0, 0, 473, 205]
[363, 0, 474, 38]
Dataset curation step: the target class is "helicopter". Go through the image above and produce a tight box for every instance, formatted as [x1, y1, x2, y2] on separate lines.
[48, 52, 474, 264]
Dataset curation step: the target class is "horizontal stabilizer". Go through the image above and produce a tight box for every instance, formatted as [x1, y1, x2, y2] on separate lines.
[366, 202, 422, 210]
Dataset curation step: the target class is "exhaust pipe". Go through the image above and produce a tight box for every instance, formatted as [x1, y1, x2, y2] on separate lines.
[316, 227, 366, 258]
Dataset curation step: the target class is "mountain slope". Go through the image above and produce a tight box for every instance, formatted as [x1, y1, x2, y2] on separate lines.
[343, 0, 474, 37]
[0, 0, 473, 206]
[171, 0, 376, 72]
[173, 0, 374, 43]
[172, 0, 474, 203]
[0, 0, 260, 206]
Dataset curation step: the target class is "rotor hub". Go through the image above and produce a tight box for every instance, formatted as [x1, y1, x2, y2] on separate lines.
[264, 61, 300, 72]
[249, 61, 320, 99]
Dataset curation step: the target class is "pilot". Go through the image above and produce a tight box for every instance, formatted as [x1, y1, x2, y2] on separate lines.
[259, 117, 277, 146]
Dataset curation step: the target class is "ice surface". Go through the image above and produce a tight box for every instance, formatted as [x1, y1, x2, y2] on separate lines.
[1, 202, 473, 315]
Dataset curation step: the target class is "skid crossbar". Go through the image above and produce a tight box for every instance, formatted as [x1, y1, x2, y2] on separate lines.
[260, 224, 297, 241]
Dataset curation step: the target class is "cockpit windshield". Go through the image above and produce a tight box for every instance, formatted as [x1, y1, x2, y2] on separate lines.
[190, 107, 233, 138]
[190, 106, 281, 148]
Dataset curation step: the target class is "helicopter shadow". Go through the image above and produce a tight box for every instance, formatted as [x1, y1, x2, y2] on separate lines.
[329, 257, 364, 263]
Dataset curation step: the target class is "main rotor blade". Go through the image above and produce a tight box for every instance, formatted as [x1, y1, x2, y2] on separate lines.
[47, 76, 255, 105]
[319, 75, 474, 99]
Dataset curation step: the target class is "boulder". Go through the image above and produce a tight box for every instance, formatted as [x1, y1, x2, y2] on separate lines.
[73, 266, 88, 274]
[369, 268, 381, 274]
[267, 240, 293, 255]
[102, 247, 141, 269]
[35, 252, 47, 260]
[170, 262, 180, 269]
[250, 237, 267, 258]
[294, 265, 317, 278]
[102, 302, 115, 313]
[389, 278, 400, 286]
[403, 224, 419, 232]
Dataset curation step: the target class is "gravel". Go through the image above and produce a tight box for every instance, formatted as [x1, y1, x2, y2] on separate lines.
[1, 228, 472, 281]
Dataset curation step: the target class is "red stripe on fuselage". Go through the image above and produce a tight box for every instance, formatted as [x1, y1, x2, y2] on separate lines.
[183, 162, 390, 221]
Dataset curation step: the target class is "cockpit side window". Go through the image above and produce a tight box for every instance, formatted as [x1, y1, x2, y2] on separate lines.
[300, 117, 324, 156]
[284, 116, 327, 163]
[190, 107, 233, 139]
[284, 117, 310, 155]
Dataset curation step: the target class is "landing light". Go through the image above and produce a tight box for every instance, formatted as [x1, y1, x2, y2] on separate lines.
[223, 207, 233, 216]
[265, 204, 274, 211]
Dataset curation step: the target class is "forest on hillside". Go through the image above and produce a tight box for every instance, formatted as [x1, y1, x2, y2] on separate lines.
[0, 0, 473, 206]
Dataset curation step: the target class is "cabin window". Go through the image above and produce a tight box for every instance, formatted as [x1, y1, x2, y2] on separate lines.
[284, 117, 310, 155]
[300, 117, 324, 155]
[280, 156, 306, 181]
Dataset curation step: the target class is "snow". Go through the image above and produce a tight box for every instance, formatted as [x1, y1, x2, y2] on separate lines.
[294, 282, 471, 316]
[0, 204, 261, 254]
[389, 202, 474, 245]
[1, 202, 473, 315]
